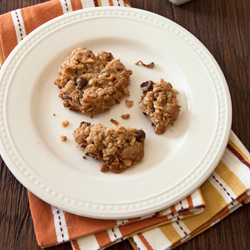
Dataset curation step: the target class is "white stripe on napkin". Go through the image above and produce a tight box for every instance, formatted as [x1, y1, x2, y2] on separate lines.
[172, 220, 190, 238]
[60, 0, 73, 13]
[11, 9, 27, 43]
[142, 227, 172, 249]
[209, 171, 237, 203]
[51, 206, 69, 243]
[73, 234, 100, 250]
[80, 0, 95, 8]
[222, 148, 250, 189]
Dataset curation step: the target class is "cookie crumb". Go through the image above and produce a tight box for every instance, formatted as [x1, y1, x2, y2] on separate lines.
[135, 60, 155, 68]
[53, 113, 56, 116]
[110, 118, 119, 125]
[121, 114, 130, 119]
[125, 99, 133, 108]
[61, 120, 69, 127]
[60, 135, 67, 141]
[82, 156, 87, 159]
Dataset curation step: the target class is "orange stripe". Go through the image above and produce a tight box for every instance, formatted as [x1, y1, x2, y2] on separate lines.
[20, 0, 63, 36]
[170, 205, 176, 213]
[189, 206, 230, 238]
[123, 0, 132, 7]
[95, 230, 111, 248]
[64, 212, 117, 239]
[138, 233, 154, 250]
[108, 0, 114, 6]
[236, 191, 248, 203]
[187, 195, 193, 207]
[71, 240, 81, 250]
[119, 216, 169, 236]
[228, 139, 250, 167]
[0, 40, 4, 67]
[127, 217, 140, 223]
[71, 0, 83, 11]
[28, 192, 58, 247]
[0, 12, 18, 60]
[178, 209, 191, 216]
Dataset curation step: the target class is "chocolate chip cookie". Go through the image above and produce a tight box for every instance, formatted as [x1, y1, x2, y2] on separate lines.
[73, 122, 146, 173]
[139, 79, 180, 134]
[54, 47, 132, 118]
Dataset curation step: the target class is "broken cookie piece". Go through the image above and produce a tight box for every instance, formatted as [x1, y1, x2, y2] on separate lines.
[73, 122, 146, 173]
[139, 79, 180, 134]
[54, 47, 132, 118]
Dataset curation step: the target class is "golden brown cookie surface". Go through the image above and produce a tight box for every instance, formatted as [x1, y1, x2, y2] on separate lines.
[139, 79, 180, 134]
[73, 122, 145, 173]
[54, 47, 132, 118]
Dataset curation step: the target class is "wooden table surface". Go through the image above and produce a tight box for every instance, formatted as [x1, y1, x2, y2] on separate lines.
[0, 0, 249, 249]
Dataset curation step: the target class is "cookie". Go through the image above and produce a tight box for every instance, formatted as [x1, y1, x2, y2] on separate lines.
[54, 47, 132, 118]
[73, 122, 146, 173]
[139, 79, 180, 134]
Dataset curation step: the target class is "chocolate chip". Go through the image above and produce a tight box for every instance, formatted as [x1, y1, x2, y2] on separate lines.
[79, 93, 84, 102]
[143, 112, 148, 116]
[76, 77, 88, 89]
[135, 130, 146, 142]
[69, 106, 79, 111]
[116, 148, 123, 155]
[80, 143, 87, 149]
[140, 81, 153, 92]
[80, 121, 91, 127]
[106, 52, 113, 61]
[64, 93, 71, 99]
[105, 155, 115, 164]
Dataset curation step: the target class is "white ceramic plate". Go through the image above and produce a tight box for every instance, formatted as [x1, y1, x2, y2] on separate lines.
[0, 7, 232, 219]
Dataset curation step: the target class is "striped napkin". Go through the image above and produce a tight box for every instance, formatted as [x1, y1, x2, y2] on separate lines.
[0, 1, 249, 250]
[29, 189, 205, 248]
[129, 132, 250, 250]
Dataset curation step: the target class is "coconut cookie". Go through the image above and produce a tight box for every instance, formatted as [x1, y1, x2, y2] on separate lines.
[139, 79, 180, 134]
[54, 47, 132, 118]
[73, 122, 146, 173]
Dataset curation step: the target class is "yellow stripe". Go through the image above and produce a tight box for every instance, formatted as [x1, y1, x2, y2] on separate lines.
[215, 161, 247, 196]
[244, 197, 250, 204]
[229, 139, 250, 164]
[120, 210, 200, 240]
[97, 0, 102, 6]
[160, 223, 182, 244]
[183, 179, 228, 231]
[0, 40, 4, 68]
[158, 211, 164, 217]
[197, 188, 206, 206]
[165, 206, 239, 249]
